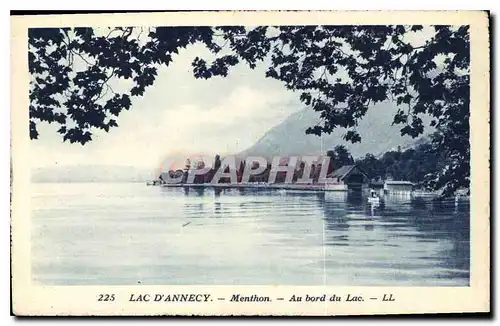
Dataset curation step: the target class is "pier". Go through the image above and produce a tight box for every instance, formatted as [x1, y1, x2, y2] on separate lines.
[161, 183, 332, 192]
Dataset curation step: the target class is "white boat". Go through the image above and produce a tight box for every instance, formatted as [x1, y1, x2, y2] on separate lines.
[368, 190, 380, 204]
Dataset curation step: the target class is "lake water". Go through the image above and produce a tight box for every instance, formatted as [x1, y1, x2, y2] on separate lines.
[31, 182, 470, 286]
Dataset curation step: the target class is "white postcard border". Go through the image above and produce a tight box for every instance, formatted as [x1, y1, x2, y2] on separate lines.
[10, 10, 490, 316]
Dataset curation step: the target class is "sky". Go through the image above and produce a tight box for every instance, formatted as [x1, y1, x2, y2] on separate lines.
[30, 25, 437, 169]
[31, 43, 304, 169]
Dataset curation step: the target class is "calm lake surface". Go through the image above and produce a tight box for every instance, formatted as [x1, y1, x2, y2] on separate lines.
[31, 182, 470, 286]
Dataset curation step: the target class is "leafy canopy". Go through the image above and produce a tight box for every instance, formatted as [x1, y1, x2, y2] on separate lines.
[28, 25, 469, 196]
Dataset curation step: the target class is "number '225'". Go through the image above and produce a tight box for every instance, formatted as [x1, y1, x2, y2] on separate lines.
[98, 294, 115, 302]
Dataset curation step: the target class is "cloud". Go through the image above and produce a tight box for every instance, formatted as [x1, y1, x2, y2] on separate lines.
[156, 84, 301, 160]
[167, 85, 294, 126]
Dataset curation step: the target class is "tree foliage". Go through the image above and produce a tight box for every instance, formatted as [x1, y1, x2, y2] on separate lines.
[356, 140, 444, 189]
[326, 145, 354, 172]
[29, 26, 218, 144]
[28, 25, 469, 196]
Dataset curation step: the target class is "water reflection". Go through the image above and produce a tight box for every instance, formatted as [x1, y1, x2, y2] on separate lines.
[315, 191, 468, 284]
[32, 183, 470, 286]
[178, 188, 469, 284]
[319, 192, 350, 248]
[195, 187, 205, 196]
[214, 202, 221, 215]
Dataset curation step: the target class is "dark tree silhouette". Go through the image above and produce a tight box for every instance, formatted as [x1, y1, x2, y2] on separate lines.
[355, 153, 381, 180]
[29, 25, 469, 195]
[204, 154, 221, 183]
[237, 160, 245, 183]
[356, 140, 443, 190]
[326, 145, 354, 172]
[193, 25, 470, 196]
[29, 27, 219, 144]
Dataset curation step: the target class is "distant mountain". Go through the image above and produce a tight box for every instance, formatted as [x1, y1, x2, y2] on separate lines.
[31, 165, 156, 183]
[238, 102, 431, 160]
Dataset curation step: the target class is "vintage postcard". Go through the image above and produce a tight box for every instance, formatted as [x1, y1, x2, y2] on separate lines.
[11, 11, 490, 316]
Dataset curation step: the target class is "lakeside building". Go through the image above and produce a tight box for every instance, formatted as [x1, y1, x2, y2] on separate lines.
[324, 164, 370, 192]
[384, 180, 414, 194]
[156, 161, 416, 194]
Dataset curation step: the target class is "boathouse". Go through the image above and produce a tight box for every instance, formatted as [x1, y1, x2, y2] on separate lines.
[325, 164, 370, 191]
[384, 180, 413, 194]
